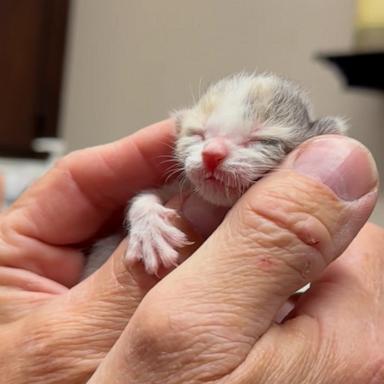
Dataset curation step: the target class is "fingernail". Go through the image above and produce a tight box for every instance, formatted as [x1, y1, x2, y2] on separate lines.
[181, 194, 229, 238]
[291, 136, 378, 201]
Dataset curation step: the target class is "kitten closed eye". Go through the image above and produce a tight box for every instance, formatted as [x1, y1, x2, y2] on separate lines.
[188, 129, 205, 139]
[247, 137, 280, 146]
[259, 138, 281, 145]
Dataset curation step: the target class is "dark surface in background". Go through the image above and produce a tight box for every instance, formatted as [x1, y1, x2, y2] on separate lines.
[0, 0, 70, 158]
[320, 52, 384, 91]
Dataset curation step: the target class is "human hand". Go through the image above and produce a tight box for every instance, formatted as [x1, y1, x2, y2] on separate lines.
[88, 135, 383, 383]
[0, 120, 381, 383]
[1, 120, 203, 383]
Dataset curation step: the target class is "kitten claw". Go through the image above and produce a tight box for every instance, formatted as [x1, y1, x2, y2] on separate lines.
[125, 204, 189, 275]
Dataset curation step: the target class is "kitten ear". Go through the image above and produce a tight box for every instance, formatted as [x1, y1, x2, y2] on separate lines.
[309, 117, 348, 137]
[170, 109, 187, 134]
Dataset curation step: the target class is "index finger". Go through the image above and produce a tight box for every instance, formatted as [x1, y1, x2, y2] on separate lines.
[5, 119, 176, 245]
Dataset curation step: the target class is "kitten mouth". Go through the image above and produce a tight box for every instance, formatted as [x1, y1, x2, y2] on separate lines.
[202, 172, 239, 190]
[187, 168, 257, 206]
[188, 168, 258, 195]
[202, 171, 262, 190]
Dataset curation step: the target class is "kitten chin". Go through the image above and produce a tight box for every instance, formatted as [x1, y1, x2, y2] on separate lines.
[196, 188, 238, 207]
[190, 179, 243, 206]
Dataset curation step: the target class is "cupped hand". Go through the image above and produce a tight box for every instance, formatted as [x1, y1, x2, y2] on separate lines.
[0, 120, 382, 384]
[1, 120, 202, 383]
[88, 136, 383, 384]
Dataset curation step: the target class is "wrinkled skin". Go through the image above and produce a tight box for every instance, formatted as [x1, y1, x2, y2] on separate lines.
[0, 120, 383, 384]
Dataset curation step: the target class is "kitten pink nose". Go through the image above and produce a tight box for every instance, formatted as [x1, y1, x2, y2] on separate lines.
[202, 139, 229, 172]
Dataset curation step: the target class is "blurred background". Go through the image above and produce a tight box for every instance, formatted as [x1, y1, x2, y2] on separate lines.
[1, 0, 384, 223]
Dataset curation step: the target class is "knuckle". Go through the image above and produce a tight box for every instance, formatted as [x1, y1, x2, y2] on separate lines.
[234, 178, 340, 279]
[130, 292, 252, 381]
[52, 150, 81, 171]
[16, 318, 101, 383]
[130, 294, 181, 355]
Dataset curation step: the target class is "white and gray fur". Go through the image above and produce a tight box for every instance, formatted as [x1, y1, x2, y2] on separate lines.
[84, 72, 347, 276]
[174, 72, 346, 206]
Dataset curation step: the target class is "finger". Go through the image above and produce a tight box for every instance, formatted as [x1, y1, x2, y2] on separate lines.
[8, 194, 203, 384]
[0, 267, 65, 323]
[90, 136, 378, 383]
[230, 226, 384, 384]
[0, 120, 176, 285]
[0, 266, 67, 294]
[7, 119, 176, 244]
[293, 222, 384, 323]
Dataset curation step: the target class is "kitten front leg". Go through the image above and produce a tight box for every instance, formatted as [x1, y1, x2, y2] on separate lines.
[125, 189, 189, 275]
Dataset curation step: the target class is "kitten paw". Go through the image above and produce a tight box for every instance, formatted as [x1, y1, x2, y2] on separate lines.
[125, 204, 189, 275]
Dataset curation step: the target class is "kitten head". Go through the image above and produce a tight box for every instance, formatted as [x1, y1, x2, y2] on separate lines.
[174, 73, 346, 206]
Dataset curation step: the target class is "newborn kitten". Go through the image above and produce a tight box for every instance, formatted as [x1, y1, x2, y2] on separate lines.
[85, 73, 346, 277]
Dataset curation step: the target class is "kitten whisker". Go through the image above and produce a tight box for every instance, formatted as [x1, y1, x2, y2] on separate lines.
[198, 77, 204, 99]
[190, 83, 197, 105]
[159, 159, 180, 167]
[164, 167, 184, 184]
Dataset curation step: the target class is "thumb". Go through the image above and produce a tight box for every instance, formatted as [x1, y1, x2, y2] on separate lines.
[88, 135, 378, 383]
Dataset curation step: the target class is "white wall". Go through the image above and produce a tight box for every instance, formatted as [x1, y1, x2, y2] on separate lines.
[60, 0, 384, 223]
